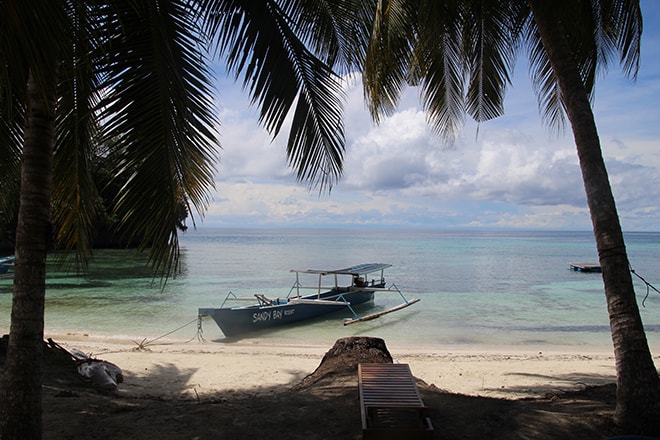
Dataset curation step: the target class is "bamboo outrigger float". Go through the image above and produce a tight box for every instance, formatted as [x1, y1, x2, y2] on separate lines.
[198, 263, 419, 337]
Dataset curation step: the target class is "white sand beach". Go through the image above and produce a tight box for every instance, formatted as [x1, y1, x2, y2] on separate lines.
[2, 331, 657, 439]
[49, 332, 624, 400]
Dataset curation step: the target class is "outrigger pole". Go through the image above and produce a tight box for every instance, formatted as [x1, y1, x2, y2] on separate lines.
[343, 283, 420, 325]
[343, 298, 420, 325]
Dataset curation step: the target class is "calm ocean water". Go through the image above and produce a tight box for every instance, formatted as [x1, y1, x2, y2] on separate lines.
[1, 228, 659, 351]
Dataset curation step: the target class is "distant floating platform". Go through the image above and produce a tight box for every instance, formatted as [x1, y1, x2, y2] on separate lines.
[569, 262, 602, 273]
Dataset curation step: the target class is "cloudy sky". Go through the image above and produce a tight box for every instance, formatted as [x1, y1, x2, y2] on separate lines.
[200, 2, 660, 231]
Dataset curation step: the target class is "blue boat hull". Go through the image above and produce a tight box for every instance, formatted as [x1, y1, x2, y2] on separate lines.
[199, 288, 377, 337]
[0, 256, 14, 275]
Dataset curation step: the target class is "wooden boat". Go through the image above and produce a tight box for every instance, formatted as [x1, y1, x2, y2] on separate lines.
[0, 255, 14, 276]
[569, 262, 602, 273]
[199, 263, 419, 337]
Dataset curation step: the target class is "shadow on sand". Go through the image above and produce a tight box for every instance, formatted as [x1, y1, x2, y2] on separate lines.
[2, 336, 651, 440]
[38, 367, 624, 440]
[33, 349, 635, 440]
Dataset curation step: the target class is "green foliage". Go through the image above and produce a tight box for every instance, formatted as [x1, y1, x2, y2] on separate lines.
[1, 0, 219, 275]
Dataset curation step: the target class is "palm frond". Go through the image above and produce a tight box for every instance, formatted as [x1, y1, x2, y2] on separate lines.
[280, 0, 372, 72]
[0, 52, 25, 228]
[0, 0, 71, 104]
[463, 0, 517, 123]
[0, 95, 23, 236]
[0, 0, 29, 115]
[413, 0, 466, 141]
[600, 0, 642, 78]
[363, 0, 416, 123]
[525, 9, 568, 133]
[51, 1, 104, 270]
[99, 0, 218, 275]
[525, 0, 641, 133]
[566, 0, 600, 94]
[204, 0, 345, 191]
[0, 0, 69, 249]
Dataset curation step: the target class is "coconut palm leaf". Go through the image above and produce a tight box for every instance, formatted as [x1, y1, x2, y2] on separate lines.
[412, 0, 466, 140]
[203, 0, 345, 191]
[0, 0, 72, 99]
[0, 0, 71, 253]
[0, 72, 24, 232]
[525, 0, 640, 134]
[361, 0, 415, 123]
[99, 0, 218, 275]
[526, 23, 568, 133]
[281, 0, 369, 72]
[0, 100, 22, 236]
[463, 0, 517, 124]
[610, 0, 642, 77]
[590, 0, 642, 78]
[52, 2, 103, 269]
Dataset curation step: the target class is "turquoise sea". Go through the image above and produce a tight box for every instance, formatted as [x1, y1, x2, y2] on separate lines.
[1, 228, 659, 351]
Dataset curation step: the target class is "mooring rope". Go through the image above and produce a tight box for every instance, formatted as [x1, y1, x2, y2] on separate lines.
[630, 265, 660, 307]
[132, 316, 205, 350]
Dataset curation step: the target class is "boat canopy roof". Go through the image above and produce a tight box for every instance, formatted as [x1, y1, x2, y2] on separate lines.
[290, 263, 392, 276]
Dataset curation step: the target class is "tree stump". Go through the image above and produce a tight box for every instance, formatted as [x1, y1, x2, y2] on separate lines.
[296, 337, 392, 388]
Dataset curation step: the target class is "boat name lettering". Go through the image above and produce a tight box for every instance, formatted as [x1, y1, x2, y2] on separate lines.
[253, 309, 290, 323]
[283, 309, 295, 316]
[253, 311, 271, 322]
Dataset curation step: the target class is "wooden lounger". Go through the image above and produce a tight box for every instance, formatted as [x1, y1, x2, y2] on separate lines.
[358, 363, 434, 439]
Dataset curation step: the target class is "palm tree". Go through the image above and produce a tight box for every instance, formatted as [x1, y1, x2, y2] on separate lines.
[0, 0, 349, 437]
[0, 3, 68, 437]
[356, 0, 659, 432]
[528, 1, 660, 431]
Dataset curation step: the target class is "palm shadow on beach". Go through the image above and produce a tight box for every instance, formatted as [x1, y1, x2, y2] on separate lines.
[33, 350, 628, 440]
[495, 371, 616, 396]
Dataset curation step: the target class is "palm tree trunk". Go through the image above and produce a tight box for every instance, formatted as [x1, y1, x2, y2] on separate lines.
[0, 67, 56, 439]
[529, 0, 660, 434]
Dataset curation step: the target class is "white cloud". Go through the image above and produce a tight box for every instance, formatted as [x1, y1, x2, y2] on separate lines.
[202, 6, 660, 231]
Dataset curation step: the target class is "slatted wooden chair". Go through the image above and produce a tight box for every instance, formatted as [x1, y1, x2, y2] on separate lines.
[358, 363, 434, 439]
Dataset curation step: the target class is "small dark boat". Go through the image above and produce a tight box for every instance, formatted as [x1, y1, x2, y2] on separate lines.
[569, 262, 602, 273]
[0, 255, 14, 276]
[199, 263, 419, 337]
